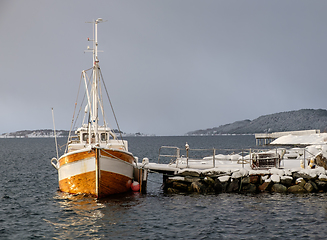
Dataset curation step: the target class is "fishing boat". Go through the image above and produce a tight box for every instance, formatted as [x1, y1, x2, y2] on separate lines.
[51, 18, 136, 198]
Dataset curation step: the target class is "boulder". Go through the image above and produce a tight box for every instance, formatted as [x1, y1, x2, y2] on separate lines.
[178, 169, 201, 177]
[227, 178, 240, 193]
[214, 179, 223, 193]
[295, 178, 306, 188]
[315, 153, 327, 169]
[308, 181, 318, 192]
[249, 170, 269, 176]
[221, 181, 229, 193]
[191, 181, 204, 193]
[258, 181, 272, 192]
[242, 183, 257, 193]
[241, 177, 251, 185]
[218, 176, 230, 183]
[280, 176, 293, 187]
[293, 172, 315, 181]
[271, 184, 287, 193]
[304, 182, 314, 193]
[318, 174, 327, 182]
[183, 176, 201, 183]
[167, 188, 180, 194]
[271, 174, 281, 183]
[250, 175, 260, 184]
[203, 176, 215, 186]
[231, 168, 249, 178]
[315, 180, 327, 191]
[302, 169, 320, 179]
[288, 185, 306, 193]
[172, 181, 189, 191]
[201, 168, 226, 177]
[166, 177, 184, 185]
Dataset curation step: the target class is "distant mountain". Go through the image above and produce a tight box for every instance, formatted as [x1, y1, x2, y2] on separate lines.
[187, 109, 327, 135]
[0, 129, 153, 138]
[0, 129, 69, 138]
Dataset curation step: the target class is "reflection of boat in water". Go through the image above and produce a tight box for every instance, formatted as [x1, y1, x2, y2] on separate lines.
[44, 191, 141, 239]
[51, 18, 136, 198]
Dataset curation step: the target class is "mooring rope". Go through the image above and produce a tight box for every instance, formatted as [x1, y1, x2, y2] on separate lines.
[99, 149, 131, 163]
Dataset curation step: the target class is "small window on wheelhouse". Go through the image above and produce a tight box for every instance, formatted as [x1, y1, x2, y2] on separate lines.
[82, 133, 88, 142]
[101, 133, 108, 141]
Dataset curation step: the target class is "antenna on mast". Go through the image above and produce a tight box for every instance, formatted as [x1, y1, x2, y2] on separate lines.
[84, 18, 105, 56]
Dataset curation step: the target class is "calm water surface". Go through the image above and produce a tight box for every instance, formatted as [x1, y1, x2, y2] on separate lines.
[1, 136, 327, 239]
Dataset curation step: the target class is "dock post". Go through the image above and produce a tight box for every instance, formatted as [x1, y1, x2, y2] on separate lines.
[250, 148, 252, 167]
[213, 148, 216, 168]
[141, 169, 148, 194]
[134, 164, 148, 194]
[185, 143, 189, 168]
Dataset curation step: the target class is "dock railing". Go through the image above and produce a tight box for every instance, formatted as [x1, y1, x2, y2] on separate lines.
[158, 146, 254, 168]
[157, 146, 318, 170]
[158, 146, 180, 163]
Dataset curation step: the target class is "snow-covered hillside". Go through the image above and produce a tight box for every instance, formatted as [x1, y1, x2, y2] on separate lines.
[187, 109, 327, 135]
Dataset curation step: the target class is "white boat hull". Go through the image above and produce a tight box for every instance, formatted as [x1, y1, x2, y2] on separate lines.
[57, 147, 134, 198]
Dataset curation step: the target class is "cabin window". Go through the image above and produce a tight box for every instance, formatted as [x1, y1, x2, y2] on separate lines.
[82, 133, 88, 142]
[101, 133, 108, 141]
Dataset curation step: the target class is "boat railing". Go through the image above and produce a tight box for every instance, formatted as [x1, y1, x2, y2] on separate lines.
[67, 135, 79, 144]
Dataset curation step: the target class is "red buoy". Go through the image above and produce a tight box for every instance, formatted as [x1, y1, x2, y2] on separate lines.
[131, 181, 140, 192]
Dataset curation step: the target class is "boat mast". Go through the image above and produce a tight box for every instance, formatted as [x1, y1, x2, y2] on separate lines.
[92, 18, 103, 144]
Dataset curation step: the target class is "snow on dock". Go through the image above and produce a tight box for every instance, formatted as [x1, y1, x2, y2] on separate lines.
[142, 135, 327, 194]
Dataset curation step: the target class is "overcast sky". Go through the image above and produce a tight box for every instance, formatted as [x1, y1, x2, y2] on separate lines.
[1, 1, 327, 136]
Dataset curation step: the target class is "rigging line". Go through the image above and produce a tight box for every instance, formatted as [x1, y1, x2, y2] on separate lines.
[73, 71, 92, 131]
[96, 70, 107, 127]
[65, 67, 93, 153]
[73, 91, 86, 130]
[65, 72, 84, 153]
[96, 70, 115, 136]
[99, 68, 125, 144]
[77, 68, 94, 129]
[58, 143, 67, 150]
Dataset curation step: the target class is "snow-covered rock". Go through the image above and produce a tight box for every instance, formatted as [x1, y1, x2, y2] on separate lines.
[218, 176, 230, 183]
[271, 174, 281, 183]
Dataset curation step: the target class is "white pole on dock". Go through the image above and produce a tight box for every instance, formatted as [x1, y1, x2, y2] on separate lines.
[213, 148, 216, 168]
[185, 143, 189, 168]
[52, 108, 59, 160]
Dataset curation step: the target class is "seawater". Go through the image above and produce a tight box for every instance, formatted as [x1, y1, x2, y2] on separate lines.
[1, 136, 327, 239]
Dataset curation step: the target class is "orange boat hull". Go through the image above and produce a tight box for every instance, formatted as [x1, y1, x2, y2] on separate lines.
[58, 148, 134, 198]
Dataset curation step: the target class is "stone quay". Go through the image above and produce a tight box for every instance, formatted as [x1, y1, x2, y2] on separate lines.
[163, 167, 327, 194]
